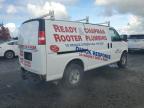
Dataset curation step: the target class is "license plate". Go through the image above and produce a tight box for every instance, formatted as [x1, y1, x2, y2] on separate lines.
[24, 52, 32, 61]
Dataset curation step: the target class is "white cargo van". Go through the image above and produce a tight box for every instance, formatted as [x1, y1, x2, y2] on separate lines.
[18, 16, 128, 88]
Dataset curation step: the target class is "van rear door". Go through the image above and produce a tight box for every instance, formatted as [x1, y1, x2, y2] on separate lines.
[19, 19, 46, 75]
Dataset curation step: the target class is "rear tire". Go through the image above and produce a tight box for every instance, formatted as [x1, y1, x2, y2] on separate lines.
[62, 64, 83, 88]
[4, 51, 15, 59]
[117, 52, 127, 68]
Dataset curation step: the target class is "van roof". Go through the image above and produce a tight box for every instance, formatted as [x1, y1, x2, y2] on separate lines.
[22, 18, 43, 24]
[22, 18, 110, 28]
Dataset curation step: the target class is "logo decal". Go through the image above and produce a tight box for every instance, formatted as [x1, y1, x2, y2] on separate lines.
[50, 45, 60, 53]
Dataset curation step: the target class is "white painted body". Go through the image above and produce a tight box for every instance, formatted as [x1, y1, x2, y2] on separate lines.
[18, 19, 128, 81]
[0, 40, 18, 57]
[128, 35, 144, 51]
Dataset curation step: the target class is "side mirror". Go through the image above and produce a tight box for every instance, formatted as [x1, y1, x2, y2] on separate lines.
[121, 35, 128, 42]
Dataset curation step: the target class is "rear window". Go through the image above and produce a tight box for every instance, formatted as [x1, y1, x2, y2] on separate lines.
[19, 19, 45, 45]
[19, 21, 39, 45]
[129, 35, 144, 39]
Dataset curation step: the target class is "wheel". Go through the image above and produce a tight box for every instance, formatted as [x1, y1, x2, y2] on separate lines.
[4, 51, 15, 59]
[117, 52, 127, 68]
[62, 64, 83, 88]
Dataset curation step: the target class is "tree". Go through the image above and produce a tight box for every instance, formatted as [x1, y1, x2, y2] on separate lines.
[0, 23, 11, 41]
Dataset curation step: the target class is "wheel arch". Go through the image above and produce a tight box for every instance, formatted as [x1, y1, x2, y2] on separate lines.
[117, 50, 128, 68]
[122, 50, 128, 55]
[4, 50, 15, 56]
[64, 58, 84, 73]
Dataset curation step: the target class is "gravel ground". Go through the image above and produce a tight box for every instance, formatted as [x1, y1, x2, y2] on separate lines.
[0, 52, 144, 108]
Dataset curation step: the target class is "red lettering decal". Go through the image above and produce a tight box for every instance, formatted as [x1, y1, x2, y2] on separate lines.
[78, 36, 82, 41]
[53, 25, 60, 32]
[66, 35, 71, 41]
[73, 27, 77, 33]
[60, 26, 65, 32]
[61, 35, 66, 42]
[54, 34, 61, 42]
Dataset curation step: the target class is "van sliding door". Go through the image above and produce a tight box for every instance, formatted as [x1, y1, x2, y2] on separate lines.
[83, 24, 111, 69]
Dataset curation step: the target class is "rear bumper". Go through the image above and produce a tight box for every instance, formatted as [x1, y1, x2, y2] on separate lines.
[21, 68, 46, 81]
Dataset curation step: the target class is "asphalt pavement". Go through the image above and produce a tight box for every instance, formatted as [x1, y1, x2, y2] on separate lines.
[0, 52, 144, 108]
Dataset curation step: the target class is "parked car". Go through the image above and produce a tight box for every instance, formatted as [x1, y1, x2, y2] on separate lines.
[128, 34, 144, 52]
[0, 40, 18, 59]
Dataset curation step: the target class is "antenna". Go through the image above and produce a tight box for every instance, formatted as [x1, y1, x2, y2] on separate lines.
[75, 16, 89, 23]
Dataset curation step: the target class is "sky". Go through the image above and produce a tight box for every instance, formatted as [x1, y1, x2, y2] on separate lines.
[0, 0, 144, 37]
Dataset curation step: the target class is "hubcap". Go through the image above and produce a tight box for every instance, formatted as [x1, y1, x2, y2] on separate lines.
[6, 52, 13, 59]
[69, 70, 80, 85]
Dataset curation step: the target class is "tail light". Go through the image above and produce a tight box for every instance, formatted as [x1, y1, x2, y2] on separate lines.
[38, 31, 46, 45]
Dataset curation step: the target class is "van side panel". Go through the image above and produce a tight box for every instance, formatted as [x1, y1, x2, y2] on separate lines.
[45, 20, 111, 81]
